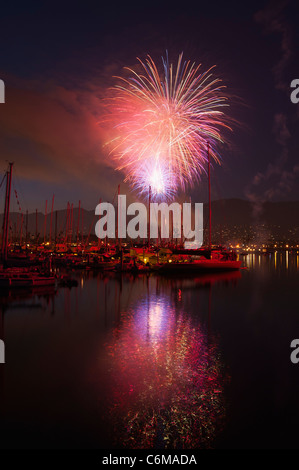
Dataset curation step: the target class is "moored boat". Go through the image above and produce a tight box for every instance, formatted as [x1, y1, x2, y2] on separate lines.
[114, 256, 150, 273]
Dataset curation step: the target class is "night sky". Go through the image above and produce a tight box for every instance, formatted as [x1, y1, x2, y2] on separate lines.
[0, 0, 298, 212]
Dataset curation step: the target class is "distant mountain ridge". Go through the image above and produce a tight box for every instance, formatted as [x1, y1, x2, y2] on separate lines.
[210, 198, 299, 228]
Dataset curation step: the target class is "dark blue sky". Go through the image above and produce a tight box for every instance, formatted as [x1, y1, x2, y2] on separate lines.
[0, 0, 298, 212]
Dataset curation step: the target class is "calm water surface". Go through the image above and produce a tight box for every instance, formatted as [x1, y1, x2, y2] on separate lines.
[0, 252, 298, 449]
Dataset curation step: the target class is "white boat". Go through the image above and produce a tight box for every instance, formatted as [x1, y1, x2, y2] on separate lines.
[157, 258, 241, 272]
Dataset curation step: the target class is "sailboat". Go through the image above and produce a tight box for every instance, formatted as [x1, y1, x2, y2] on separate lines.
[156, 143, 242, 273]
[0, 163, 56, 288]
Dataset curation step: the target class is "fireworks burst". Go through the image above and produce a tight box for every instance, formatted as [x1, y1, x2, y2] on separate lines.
[104, 52, 231, 199]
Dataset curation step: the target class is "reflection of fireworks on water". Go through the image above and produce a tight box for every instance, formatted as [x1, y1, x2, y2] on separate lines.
[104, 52, 231, 199]
[106, 296, 228, 449]
[132, 159, 176, 200]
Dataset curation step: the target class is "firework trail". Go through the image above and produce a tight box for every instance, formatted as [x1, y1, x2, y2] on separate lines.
[104, 52, 231, 199]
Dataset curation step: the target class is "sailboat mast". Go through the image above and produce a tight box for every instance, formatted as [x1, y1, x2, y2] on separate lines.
[35, 208, 38, 245]
[116, 184, 120, 246]
[54, 210, 58, 251]
[207, 142, 211, 250]
[43, 199, 47, 244]
[76, 200, 81, 246]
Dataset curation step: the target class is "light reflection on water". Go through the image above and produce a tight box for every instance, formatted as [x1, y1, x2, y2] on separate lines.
[1, 253, 299, 449]
[106, 291, 227, 449]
